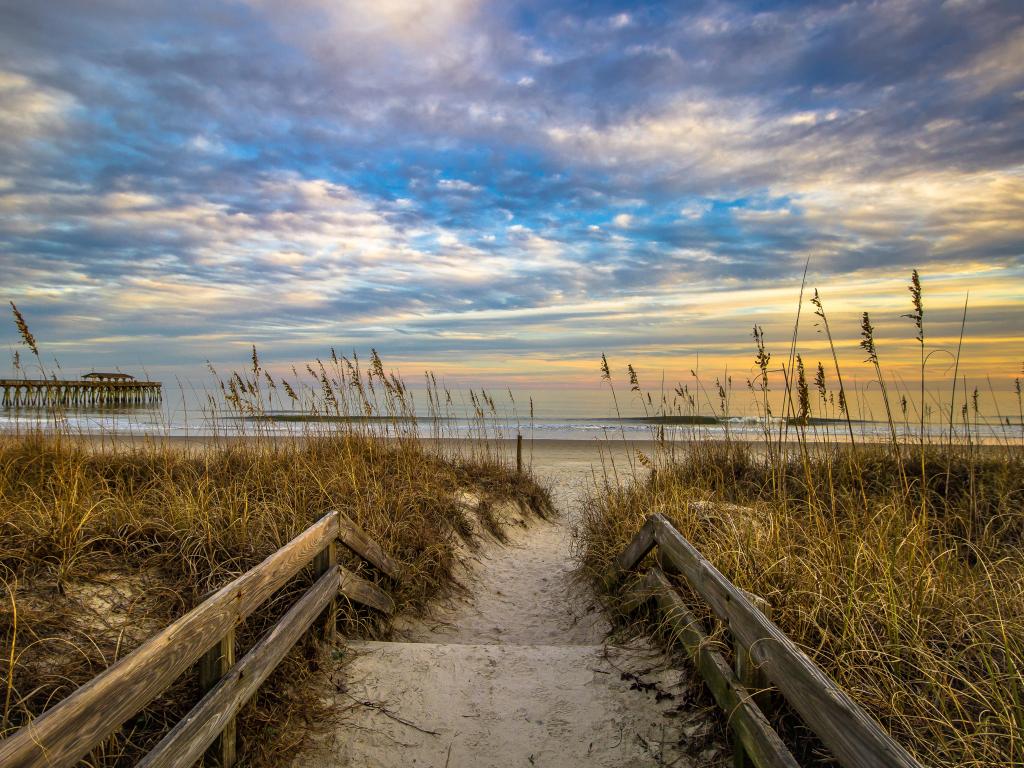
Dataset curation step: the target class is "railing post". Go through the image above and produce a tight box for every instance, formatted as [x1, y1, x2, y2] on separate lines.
[656, 542, 678, 577]
[198, 631, 237, 766]
[313, 541, 338, 642]
[733, 592, 773, 768]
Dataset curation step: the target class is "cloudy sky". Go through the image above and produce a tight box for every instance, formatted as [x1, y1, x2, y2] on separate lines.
[1, 0, 1022, 394]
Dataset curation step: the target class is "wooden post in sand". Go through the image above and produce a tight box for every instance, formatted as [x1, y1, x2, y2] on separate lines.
[734, 592, 774, 768]
[516, 433, 523, 474]
[313, 541, 338, 642]
[198, 630, 237, 766]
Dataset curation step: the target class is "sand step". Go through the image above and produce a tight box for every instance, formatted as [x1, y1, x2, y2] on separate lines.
[302, 640, 706, 768]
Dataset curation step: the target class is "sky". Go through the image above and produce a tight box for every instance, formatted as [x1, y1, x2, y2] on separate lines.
[1, 0, 1022, 401]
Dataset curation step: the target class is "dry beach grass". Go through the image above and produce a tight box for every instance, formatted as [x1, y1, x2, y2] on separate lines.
[576, 275, 1024, 766]
[0, 337, 550, 766]
[577, 442, 1023, 766]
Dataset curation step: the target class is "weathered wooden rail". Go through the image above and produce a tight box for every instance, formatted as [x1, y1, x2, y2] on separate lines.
[611, 513, 924, 768]
[0, 378, 162, 408]
[0, 509, 400, 768]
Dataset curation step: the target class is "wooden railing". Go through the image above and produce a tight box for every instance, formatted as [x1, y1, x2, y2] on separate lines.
[611, 513, 924, 768]
[0, 509, 400, 768]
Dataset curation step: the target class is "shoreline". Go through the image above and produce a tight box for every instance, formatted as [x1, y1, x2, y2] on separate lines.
[0, 430, 1016, 457]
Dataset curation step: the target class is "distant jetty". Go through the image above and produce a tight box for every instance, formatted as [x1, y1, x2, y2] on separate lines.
[1, 372, 162, 408]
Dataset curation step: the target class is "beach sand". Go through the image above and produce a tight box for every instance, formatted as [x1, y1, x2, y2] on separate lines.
[295, 439, 720, 768]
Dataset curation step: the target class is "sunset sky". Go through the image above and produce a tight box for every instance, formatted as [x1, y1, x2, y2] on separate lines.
[1, 1, 1022, 399]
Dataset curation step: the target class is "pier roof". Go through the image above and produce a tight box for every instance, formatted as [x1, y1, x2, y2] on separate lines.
[82, 372, 136, 381]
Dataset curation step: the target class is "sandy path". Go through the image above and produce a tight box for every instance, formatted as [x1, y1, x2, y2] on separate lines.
[302, 440, 712, 768]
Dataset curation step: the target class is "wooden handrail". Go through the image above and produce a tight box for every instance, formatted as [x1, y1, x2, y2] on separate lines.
[336, 509, 402, 580]
[137, 566, 342, 768]
[631, 568, 799, 768]
[0, 509, 400, 768]
[612, 513, 924, 768]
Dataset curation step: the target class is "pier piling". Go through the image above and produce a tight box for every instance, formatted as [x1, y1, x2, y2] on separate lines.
[0, 376, 162, 409]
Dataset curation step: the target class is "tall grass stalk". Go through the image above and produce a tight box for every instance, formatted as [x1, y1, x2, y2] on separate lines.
[575, 274, 1023, 767]
[0, 316, 549, 765]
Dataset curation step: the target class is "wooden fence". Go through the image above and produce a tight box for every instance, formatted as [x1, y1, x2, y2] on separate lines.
[611, 513, 925, 768]
[0, 509, 400, 768]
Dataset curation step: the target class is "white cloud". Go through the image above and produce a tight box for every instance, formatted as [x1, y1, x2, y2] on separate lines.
[609, 13, 632, 29]
[544, 89, 1024, 267]
[188, 134, 226, 154]
[437, 178, 483, 193]
[528, 48, 554, 65]
[679, 201, 712, 219]
[1, 172, 596, 330]
[240, 0, 484, 86]
[0, 70, 75, 140]
[792, 169, 1024, 259]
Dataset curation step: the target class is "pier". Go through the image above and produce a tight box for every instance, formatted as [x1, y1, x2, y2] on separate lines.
[1, 372, 161, 408]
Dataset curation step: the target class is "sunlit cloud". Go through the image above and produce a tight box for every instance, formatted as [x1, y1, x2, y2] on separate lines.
[0, 70, 74, 139]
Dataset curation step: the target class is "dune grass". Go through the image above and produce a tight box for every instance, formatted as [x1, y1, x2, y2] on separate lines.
[576, 274, 1024, 767]
[0, 335, 550, 765]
